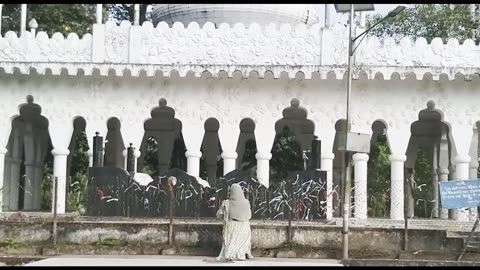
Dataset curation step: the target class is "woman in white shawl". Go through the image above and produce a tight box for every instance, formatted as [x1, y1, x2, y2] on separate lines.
[216, 183, 254, 262]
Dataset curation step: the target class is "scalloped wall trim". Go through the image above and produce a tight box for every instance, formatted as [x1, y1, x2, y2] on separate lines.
[0, 21, 479, 73]
[0, 62, 479, 81]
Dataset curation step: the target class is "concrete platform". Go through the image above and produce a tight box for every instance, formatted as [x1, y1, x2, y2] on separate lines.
[25, 255, 343, 267]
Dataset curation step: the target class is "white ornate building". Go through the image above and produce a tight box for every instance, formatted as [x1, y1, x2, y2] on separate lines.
[0, 4, 479, 222]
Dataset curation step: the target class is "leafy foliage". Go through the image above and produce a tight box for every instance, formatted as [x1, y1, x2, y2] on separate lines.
[412, 145, 434, 218]
[107, 4, 152, 25]
[1, 4, 98, 37]
[66, 131, 89, 213]
[270, 127, 304, 186]
[40, 143, 54, 211]
[0, 235, 21, 249]
[366, 4, 479, 43]
[367, 135, 391, 217]
[141, 137, 159, 176]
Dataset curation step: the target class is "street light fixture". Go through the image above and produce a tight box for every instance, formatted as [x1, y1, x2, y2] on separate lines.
[333, 4, 406, 261]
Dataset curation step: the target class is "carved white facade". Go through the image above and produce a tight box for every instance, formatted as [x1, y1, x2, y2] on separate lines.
[0, 20, 479, 222]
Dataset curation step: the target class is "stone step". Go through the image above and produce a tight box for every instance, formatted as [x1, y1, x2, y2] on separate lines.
[446, 231, 480, 239]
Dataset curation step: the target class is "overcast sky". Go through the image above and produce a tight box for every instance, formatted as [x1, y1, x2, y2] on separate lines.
[314, 4, 406, 25]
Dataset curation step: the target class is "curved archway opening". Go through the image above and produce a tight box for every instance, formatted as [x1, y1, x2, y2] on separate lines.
[406, 101, 451, 219]
[270, 99, 314, 187]
[138, 98, 187, 177]
[141, 137, 159, 176]
[332, 119, 349, 217]
[104, 117, 126, 169]
[66, 117, 89, 213]
[3, 95, 53, 212]
[367, 120, 391, 218]
[236, 118, 257, 173]
[200, 117, 223, 188]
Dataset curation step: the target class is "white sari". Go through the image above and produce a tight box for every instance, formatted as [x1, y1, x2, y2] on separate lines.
[216, 185, 254, 261]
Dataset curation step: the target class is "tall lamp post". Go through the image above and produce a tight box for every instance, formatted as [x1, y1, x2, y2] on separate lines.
[333, 4, 405, 261]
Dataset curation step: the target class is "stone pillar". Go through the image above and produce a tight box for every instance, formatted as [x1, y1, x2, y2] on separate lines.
[353, 153, 369, 220]
[437, 168, 449, 219]
[469, 128, 479, 221]
[222, 152, 237, 176]
[389, 154, 406, 220]
[255, 152, 272, 188]
[20, 4, 27, 37]
[0, 148, 7, 211]
[438, 128, 450, 219]
[32, 162, 43, 211]
[122, 149, 128, 170]
[133, 149, 141, 173]
[321, 152, 335, 220]
[23, 162, 43, 211]
[96, 4, 103, 24]
[23, 161, 37, 210]
[52, 148, 70, 214]
[182, 121, 205, 178]
[469, 161, 479, 221]
[186, 151, 202, 177]
[254, 123, 276, 189]
[88, 149, 93, 167]
[218, 123, 241, 176]
[0, 4, 3, 34]
[2, 157, 11, 210]
[452, 155, 471, 221]
[431, 143, 439, 218]
[8, 157, 22, 211]
[134, 4, 140, 25]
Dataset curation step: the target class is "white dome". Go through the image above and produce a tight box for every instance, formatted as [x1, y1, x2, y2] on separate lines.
[151, 4, 320, 27]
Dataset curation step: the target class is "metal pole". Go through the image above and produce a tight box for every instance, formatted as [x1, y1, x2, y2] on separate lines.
[96, 4, 103, 24]
[404, 168, 410, 251]
[52, 176, 58, 247]
[134, 4, 140, 25]
[457, 218, 480, 261]
[20, 4, 27, 37]
[168, 180, 175, 246]
[0, 4, 3, 36]
[324, 4, 330, 28]
[342, 3, 355, 261]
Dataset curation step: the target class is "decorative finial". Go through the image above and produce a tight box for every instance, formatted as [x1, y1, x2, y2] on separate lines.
[26, 95, 34, 104]
[28, 19, 38, 30]
[159, 98, 167, 107]
[129, 143, 133, 147]
[427, 100, 435, 110]
[291, 98, 300, 108]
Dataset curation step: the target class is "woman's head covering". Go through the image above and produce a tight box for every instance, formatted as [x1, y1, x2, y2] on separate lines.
[227, 184, 251, 221]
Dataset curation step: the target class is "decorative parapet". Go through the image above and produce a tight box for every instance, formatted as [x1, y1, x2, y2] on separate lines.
[0, 31, 92, 63]
[0, 20, 479, 78]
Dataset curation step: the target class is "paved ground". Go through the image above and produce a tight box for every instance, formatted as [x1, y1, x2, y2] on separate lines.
[25, 255, 343, 267]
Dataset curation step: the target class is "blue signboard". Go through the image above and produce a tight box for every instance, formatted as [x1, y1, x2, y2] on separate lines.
[439, 180, 480, 209]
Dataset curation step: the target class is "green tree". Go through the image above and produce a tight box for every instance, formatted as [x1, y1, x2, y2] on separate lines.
[367, 4, 479, 43]
[1, 4, 98, 37]
[142, 137, 159, 176]
[367, 135, 391, 217]
[269, 127, 304, 186]
[107, 4, 152, 25]
[66, 131, 89, 213]
[412, 145, 434, 218]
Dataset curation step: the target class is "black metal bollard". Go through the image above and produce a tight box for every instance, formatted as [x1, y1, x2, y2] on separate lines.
[93, 132, 104, 167]
[312, 137, 322, 170]
[126, 143, 135, 173]
[168, 176, 177, 246]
